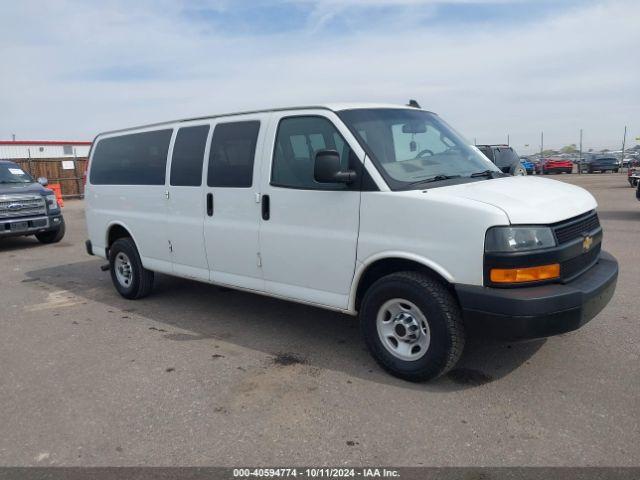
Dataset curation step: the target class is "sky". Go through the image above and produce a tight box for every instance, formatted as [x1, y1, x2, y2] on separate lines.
[1, 0, 638, 153]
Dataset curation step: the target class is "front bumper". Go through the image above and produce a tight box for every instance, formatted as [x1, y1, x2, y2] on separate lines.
[0, 212, 64, 238]
[456, 251, 618, 339]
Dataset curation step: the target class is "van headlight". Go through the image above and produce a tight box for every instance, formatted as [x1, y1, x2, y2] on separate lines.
[485, 226, 556, 253]
[45, 194, 59, 211]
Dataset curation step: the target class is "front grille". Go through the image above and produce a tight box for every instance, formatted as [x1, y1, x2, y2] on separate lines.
[553, 211, 600, 245]
[561, 243, 601, 281]
[0, 195, 46, 219]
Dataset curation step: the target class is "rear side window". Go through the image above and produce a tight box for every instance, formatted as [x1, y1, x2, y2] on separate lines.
[493, 147, 518, 168]
[170, 125, 210, 186]
[90, 129, 172, 185]
[207, 121, 260, 188]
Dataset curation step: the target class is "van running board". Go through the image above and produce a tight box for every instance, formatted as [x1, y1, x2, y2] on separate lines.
[100, 264, 110, 271]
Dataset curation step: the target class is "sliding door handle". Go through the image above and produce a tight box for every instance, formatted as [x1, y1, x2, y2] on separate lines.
[206, 193, 214, 216]
[261, 194, 270, 221]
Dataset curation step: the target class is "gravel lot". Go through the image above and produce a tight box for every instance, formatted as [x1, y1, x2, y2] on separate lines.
[0, 173, 638, 467]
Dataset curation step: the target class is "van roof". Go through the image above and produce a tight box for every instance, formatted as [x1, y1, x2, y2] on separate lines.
[96, 103, 424, 138]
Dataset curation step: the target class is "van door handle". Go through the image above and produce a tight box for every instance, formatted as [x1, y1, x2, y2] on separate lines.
[206, 193, 214, 216]
[261, 194, 270, 220]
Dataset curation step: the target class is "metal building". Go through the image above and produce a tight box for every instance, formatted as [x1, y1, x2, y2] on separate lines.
[0, 140, 92, 160]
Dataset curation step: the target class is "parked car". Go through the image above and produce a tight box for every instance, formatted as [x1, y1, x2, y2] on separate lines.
[535, 157, 573, 174]
[519, 157, 534, 175]
[0, 160, 65, 243]
[581, 156, 619, 173]
[476, 145, 527, 176]
[629, 164, 640, 187]
[84, 103, 618, 382]
[622, 158, 635, 168]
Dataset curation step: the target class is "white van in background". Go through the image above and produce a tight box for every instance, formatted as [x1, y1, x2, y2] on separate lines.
[85, 104, 618, 381]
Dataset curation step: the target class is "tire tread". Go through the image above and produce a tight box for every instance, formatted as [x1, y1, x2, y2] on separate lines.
[361, 271, 465, 381]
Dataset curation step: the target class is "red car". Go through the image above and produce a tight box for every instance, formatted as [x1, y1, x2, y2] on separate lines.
[535, 157, 573, 174]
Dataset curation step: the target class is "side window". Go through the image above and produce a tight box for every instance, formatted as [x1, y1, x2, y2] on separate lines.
[170, 125, 210, 186]
[271, 116, 352, 190]
[207, 121, 260, 188]
[90, 129, 172, 185]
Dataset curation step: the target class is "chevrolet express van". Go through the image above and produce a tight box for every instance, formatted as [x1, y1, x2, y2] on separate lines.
[85, 104, 618, 381]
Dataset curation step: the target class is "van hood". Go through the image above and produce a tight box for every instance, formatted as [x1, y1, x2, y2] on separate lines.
[430, 176, 597, 224]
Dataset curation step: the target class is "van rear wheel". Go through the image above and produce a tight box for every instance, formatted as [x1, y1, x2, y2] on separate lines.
[109, 237, 154, 299]
[360, 271, 465, 382]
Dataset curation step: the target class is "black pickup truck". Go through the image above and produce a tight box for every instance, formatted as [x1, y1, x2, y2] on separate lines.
[0, 160, 65, 243]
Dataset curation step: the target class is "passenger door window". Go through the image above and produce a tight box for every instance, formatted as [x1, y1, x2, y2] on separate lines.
[170, 125, 210, 187]
[207, 121, 260, 188]
[271, 116, 352, 190]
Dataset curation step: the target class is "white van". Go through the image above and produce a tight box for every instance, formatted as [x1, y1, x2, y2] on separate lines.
[85, 104, 618, 381]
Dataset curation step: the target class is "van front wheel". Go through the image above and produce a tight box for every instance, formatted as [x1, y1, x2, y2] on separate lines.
[360, 272, 464, 382]
[109, 238, 154, 299]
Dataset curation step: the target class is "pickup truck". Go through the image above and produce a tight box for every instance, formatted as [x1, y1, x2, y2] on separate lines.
[0, 160, 65, 243]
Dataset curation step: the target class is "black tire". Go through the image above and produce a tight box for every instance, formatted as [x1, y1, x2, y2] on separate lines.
[109, 237, 154, 299]
[509, 163, 527, 176]
[360, 271, 465, 382]
[35, 220, 65, 244]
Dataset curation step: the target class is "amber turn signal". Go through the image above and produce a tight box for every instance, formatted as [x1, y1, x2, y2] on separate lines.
[490, 264, 560, 283]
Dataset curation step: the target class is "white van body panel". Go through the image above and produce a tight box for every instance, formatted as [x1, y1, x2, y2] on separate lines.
[258, 109, 367, 309]
[166, 122, 212, 281]
[86, 124, 174, 275]
[202, 112, 272, 292]
[356, 190, 510, 289]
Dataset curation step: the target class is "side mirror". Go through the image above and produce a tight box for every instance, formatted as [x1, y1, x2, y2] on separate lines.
[314, 150, 357, 184]
[37, 177, 48, 186]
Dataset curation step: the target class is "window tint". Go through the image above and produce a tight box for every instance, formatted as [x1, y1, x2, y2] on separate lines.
[493, 147, 518, 168]
[207, 121, 260, 188]
[170, 125, 210, 186]
[90, 129, 172, 185]
[271, 116, 351, 189]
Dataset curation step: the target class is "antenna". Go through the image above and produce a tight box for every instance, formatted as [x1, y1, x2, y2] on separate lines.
[407, 99, 421, 109]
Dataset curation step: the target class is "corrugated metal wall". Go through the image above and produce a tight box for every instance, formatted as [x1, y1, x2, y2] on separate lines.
[0, 144, 91, 160]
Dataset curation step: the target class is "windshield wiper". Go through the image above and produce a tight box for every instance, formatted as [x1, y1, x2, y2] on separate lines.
[405, 174, 462, 188]
[469, 170, 503, 179]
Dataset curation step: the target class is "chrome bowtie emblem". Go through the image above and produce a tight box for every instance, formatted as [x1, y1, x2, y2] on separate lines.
[582, 235, 593, 252]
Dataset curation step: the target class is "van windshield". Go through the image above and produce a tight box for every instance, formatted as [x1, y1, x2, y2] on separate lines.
[338, 108, 499, 190]
[0, 163, 34, 184]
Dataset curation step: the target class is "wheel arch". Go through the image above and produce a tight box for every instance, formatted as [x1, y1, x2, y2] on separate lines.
[105, 222, 138, 258]
[349, 253, 456, 313]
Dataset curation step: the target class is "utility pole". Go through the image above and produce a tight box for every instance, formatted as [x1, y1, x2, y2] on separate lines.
[621, 126, 627, 174]
[11, 133, 15, 141]
[578, 129, 583, 175]
[507, 134, 510, 146]
[540, 131, 544, 159]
